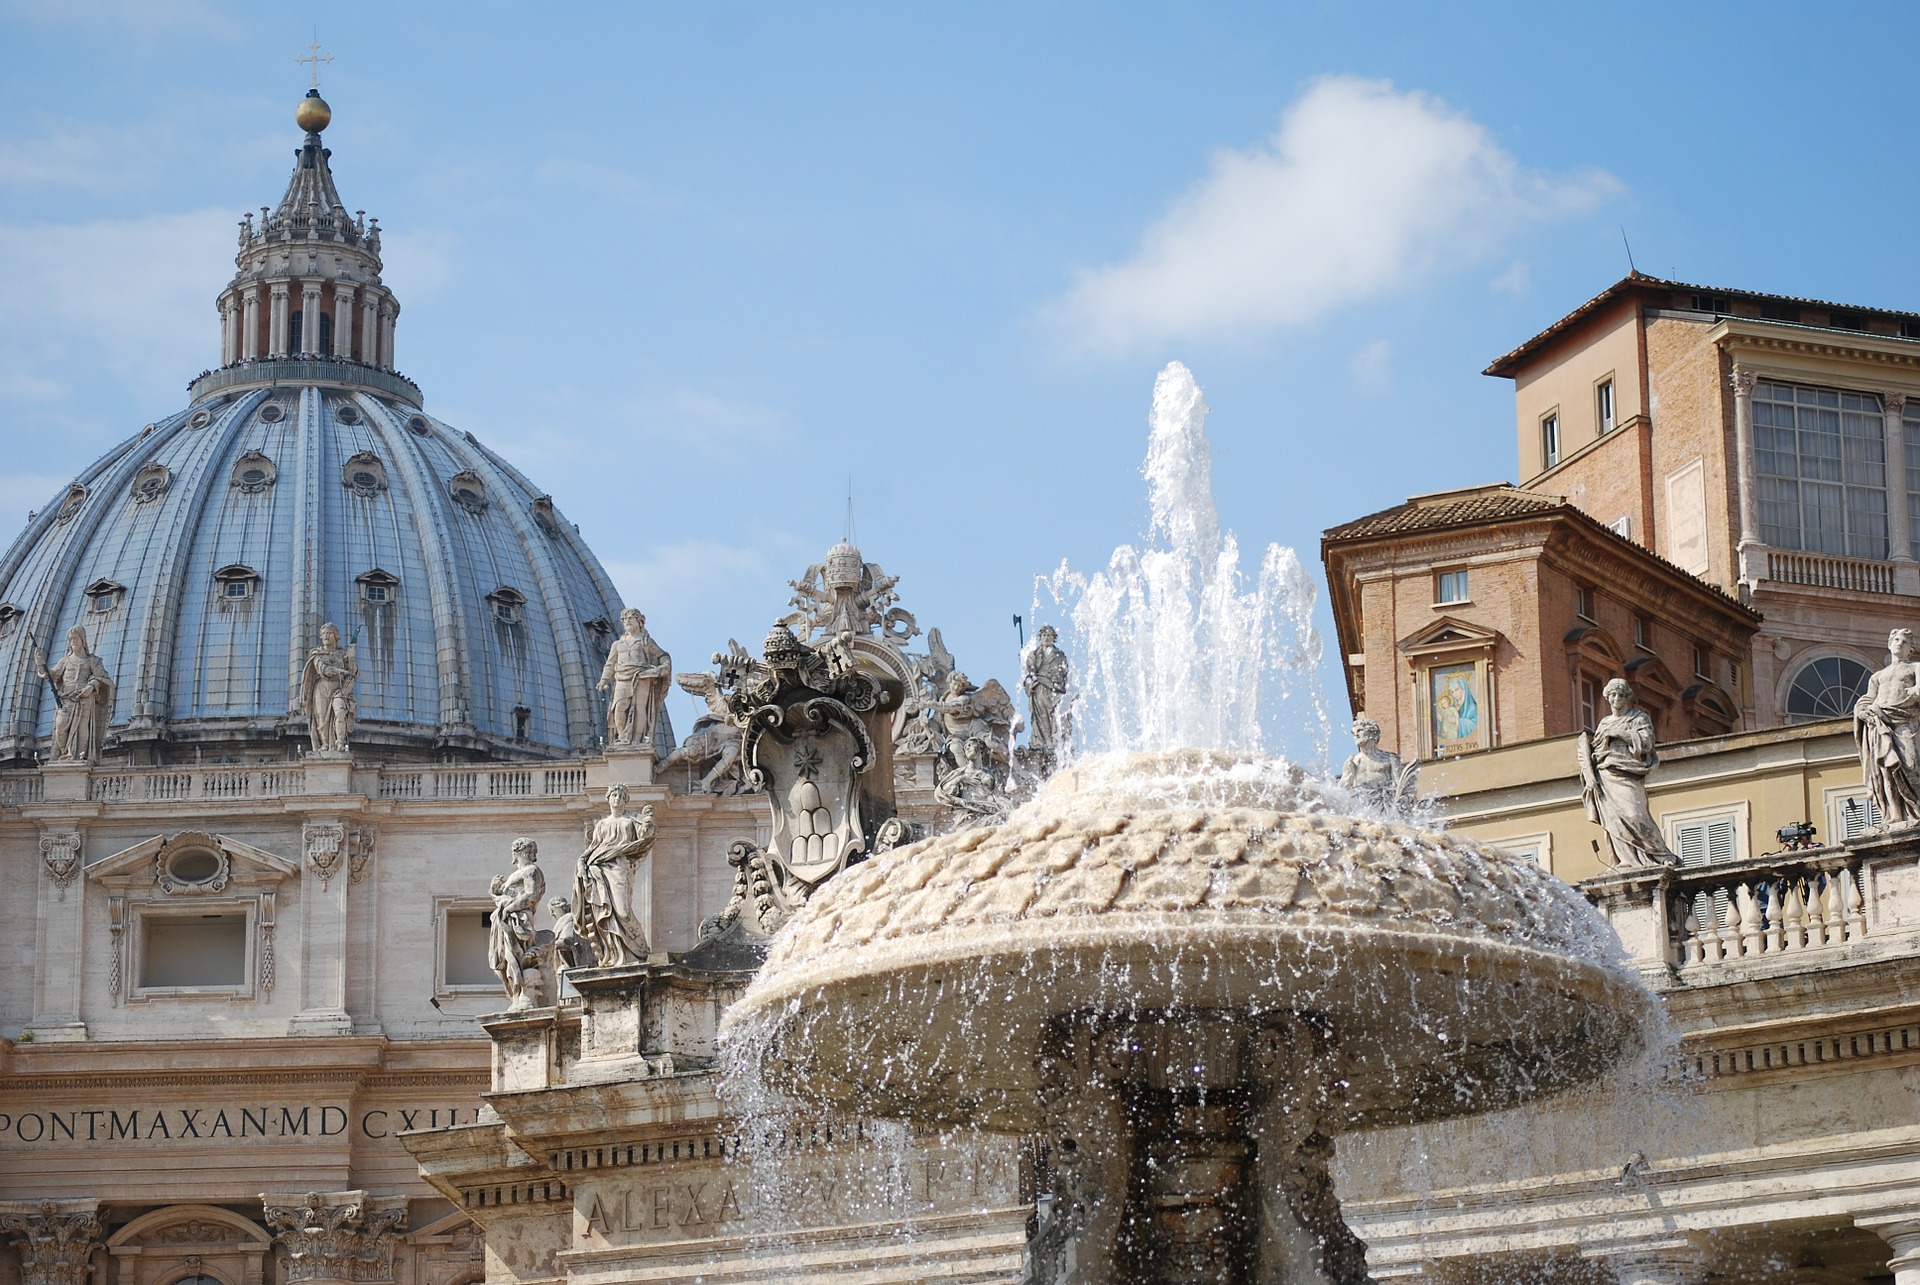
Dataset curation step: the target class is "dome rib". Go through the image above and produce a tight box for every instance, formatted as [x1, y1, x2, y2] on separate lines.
[362, 397, 477, 746]
[128, 391, 268, 744]
[449, 437, 600, 753]
[284, 388, 325, 725]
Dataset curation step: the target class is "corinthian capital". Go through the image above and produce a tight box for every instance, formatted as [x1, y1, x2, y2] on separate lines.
[1729, 368, 1757, 395]
[261, 1191, 407, 1284]
[1886, 392, 1909, 415]
[0, 1200, 103, 1285]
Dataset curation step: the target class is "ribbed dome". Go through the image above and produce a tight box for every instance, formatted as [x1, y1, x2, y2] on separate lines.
[0, 389, 635, 762]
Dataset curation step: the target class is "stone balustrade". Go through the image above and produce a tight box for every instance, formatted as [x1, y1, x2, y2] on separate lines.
[375, 764, 587, 801]
[0, 760, 598, 807]
[1765, 548, 1899, 594]
[1584, 831, 1920, 976]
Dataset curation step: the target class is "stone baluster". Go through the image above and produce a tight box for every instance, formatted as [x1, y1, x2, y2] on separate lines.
[1713, 894, 1741, 960]
[261, 1191, 407, 1285]
[1736, 883, 1764, 956]
[1858, 1211, 1920, 1284]
[1764, 878, 1786, 953]
[1730, 368, 1764, 586]
[1783, 879, 1808, 951]
[1680, 902, 1705, 965]
[1822, 873, 1847, 945]
[1845, 866, 1868, 940]
[1804, 876, 1830, 947]
[0, 1200, 104, 1285]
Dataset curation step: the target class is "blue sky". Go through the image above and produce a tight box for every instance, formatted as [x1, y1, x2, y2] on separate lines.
[3, 2, 1918, 760]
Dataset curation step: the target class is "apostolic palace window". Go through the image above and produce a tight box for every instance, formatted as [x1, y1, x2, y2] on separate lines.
[1753, 380, 1887, 557]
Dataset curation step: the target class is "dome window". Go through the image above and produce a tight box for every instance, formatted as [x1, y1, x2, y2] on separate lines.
[84, 579, 125, 615]
[357, 568, 399, 606]
[188, 408, 214, 430]
[231, 451, 276, 493]
[447, 470, 488, 515]
[213, 564, 260, 602]
[0, 604, 19, 640]
[53, 484, 87, 525]
[129, 462, 171, 505]
[342, 451, 388, 498]
[487, 586, 526, 626]
[257, 401, 286, 424]
[335, 403, 362, 425]
[406, 414, 431, 436]
[530, 495, 562, 539]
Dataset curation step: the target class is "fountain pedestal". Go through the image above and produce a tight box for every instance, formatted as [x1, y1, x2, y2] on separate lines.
[1031, 1011, 1366, 1285]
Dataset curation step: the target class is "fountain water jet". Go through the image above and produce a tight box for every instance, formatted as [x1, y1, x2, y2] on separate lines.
[721, 363, 1661, 1284]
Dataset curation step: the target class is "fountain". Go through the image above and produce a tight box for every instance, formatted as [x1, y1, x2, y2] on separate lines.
[720, 363, 1660, 1283]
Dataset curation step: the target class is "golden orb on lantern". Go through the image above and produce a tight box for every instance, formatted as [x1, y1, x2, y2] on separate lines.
[295, 90, 332, 134]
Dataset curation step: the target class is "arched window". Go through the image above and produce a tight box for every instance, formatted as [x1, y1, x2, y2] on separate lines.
[1785, 656, 1872, 721]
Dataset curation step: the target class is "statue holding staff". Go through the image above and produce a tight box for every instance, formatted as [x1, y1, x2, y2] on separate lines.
[599, 608, 671, 748]
[35, 625, 113, 763]
[300, 621, 358, 755]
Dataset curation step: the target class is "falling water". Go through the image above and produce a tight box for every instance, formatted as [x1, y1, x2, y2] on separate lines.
[1044, 361, 1329, 761]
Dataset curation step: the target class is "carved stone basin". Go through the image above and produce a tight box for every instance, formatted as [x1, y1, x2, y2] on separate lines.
[723, 750, 1659, 1283]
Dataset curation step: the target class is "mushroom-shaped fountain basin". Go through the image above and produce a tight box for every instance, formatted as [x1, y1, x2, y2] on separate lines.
[722, 750, 1658, 1136]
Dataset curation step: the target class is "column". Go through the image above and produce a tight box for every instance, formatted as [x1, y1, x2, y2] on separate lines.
[219, 295, 235, 366]
[242, 286, 262, 360]
[1584, 1240, 1711, 1285]
[269, 283, 291, 358]
[300, 282, 322, 355]
[332, 284, 356, 359]
[262, 1192, 406, 1285]
[1730, 367, 1763, 587]
[0, 1200, 103, 1285]
[1885, 393, 1920, 594]
[378, 299, 396, 369]
[1858, 1212, 1920, 1284]
[360, 289, 380, 364]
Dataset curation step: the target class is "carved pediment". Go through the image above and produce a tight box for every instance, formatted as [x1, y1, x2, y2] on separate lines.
[90, 831, 298, 892]
[1624, 652, 1681, 698]
[107, 1204, 271, 1250]
[1398, 616, 1500, 659]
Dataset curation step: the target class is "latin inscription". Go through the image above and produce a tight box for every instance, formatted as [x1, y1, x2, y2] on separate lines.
[0, 1105, 481, 1146]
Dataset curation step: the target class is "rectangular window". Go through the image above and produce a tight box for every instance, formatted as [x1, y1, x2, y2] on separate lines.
[1579, 677, 1599, 732]
[1729, 661, 1742, 697]
[1541, 412, 1561, 468]
[1596, 379, 1616, 435]
[1608, 515, 1632, 539]
[442, 907, 494, 989]
[1754, 380, 1888, 558]
[1693, 645, 1710, 678]
[1633, 615, 1650, 649]
[1576, 585, 1596, 621]
[1436, 569, 1470, 604]
[1673, 815, 1739, 867]
[140, 914, 247, 990]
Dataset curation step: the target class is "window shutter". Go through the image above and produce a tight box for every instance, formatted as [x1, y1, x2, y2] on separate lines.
[1839, 794, 1883, 841]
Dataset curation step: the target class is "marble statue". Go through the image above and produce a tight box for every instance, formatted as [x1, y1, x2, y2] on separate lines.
[935, 736, 1011, 828]
[937, 671, 1016, 768]
[35, 626, 113, 763]
[299, 622, 358, 755]
[657, 670, 744, 793]
[546, 896, 596, 971]
[1854, 627, 1920, 829]
[599, 608, 671, 748]
[488, 838, 548, 1010]
[787, 540, 918, 646]
[1576, 679, 1678, 868]
[1339, 715, 1417, 812]
[573, 783, 656, 965]
[1022, 624, 1071, 756]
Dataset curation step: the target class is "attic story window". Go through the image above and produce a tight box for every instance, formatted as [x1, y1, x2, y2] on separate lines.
[85, 580, 125, 614]
[213, 565, 260, 601]
[0, 604, 17, 639]
[1596, 378, 1615, 434]
[357, 569, 399, 605]
[488, 587, 526, 625]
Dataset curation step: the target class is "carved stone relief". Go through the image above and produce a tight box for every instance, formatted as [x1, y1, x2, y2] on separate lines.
[446, 470, 488, 514]
[0, 1200, 104, 1285]
[231, 451, 277, 493]
[39, 831, 82, 893]
[261, 1191, 407, 1284]
[342, 451, 388, 497]
[53, 484, 87, 525]
[303, 822, 372, 888]
[129, 463, 171, 504]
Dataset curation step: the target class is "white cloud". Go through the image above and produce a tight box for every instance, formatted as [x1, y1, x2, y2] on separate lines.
[0, 209, 233, 405]
[1491, 260, 1532, 296]
[1348, 339, 1393, 393]
[379, 227, 461, 301]
[1049, 76, 1618, 352]
[604, 541, 782, 621]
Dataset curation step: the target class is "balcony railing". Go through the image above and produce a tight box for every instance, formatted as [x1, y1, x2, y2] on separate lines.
[1766, 550, 1896, 594]
[86, 765, 307, 804]
[0, 772, 43, 806]
[375, 765, 588, 801]
[1669, 851, 1867, 967]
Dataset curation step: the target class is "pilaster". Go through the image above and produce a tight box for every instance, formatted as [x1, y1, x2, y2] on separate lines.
[1730, 367, 1764, 587]
[331, 284, 356, 359]
[27, 825, 88, 1040]
[269, 283, 291, 358]
[300, 282, 323, 354]
[242, 286, 262, 360]
[260, 1192, 406, 1285]
[0, 1200, 103, 1285]
[291, 820, 356, 1035]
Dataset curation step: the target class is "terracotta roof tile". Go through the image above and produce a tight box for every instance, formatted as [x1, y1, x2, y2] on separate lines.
[1323, 485, 1561, 539]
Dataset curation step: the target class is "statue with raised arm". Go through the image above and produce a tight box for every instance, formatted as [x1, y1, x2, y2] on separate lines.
[657, 670, 745, 794]
[573, 783, 656, 965]
[300, 622, 358, 755]
[599, 608, 671, 748]
[1339, 714, 1417, 812]
[1022, 624, 1071, 757]
[35, 625, 113, 763]
[488, 838, 549, 1010]
[1855, 627, 1920, 829]
[1577, 679, 1678, 868]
